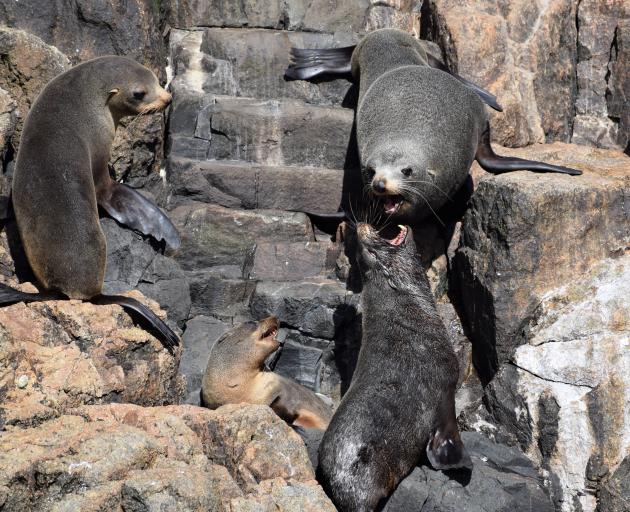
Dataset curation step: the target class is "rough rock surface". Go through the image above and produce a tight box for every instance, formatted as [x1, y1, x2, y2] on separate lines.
[465, 254, 630, 512]
[0, 403, 335, 512]
[0, 287, 184, 430]
[454, 143, 630, 381]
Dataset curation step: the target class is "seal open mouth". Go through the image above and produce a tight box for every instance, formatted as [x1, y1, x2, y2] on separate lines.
[383, 225, 408, 246]
[261, 317, 279, 340]
[383, 195, 404, 214]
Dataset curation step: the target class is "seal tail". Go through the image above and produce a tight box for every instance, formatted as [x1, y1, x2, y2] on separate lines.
[90, 294, 179, 354]
[285, 46, 355, 80]
[476, 122, 582, 176]
[426, 428, 473, 471]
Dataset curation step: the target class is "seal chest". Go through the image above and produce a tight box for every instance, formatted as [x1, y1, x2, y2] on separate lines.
[317, 223, 470, 511]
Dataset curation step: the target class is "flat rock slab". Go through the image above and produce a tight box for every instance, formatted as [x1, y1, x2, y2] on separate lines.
[0, 403, 335, 512]
[168, 158, 344, 214]
[0, 290, 184, 430]
[170, 203, 314, 271]
[454, 143, 630, 380]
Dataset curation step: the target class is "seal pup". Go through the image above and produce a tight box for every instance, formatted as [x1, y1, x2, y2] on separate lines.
[286, 29, 581, 224]
[202, 316, 333, 430]
[317, 223, 470, 512]
[3, 56, 180, 350]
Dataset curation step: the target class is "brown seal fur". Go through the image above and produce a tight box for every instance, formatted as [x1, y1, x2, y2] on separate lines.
[4, 56, 181, 350]
[316, 223, 470, 511]
[202, 316, 333, 430]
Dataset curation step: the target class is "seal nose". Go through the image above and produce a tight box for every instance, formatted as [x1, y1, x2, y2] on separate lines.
[160, 89, 172, 106]
[372, 178, 387, 194]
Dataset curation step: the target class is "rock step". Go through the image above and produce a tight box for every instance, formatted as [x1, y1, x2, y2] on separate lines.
[168, 95, 354, 168]
[168, 157, 344, 214]
[250, 278, 354, 340]
[170, 203, 314, 272]
[170, 28, 355, 106]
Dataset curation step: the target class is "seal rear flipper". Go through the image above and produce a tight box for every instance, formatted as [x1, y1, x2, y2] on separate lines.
[90, 294, 179, 353]
[426, 429, 473, 471]
[425, 53, 503, 112]
[98, 182, 182, 249]
[285, 46, 356, 81]
[476, 123, 582, 176]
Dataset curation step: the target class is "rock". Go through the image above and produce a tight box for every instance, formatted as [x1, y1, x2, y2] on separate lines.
[420, 0, 576, 147]
[0, 291, 184, 430]
[572, 0, 629, 150]
[0, 28, 69, 151]
[204, 96, 354, 168]
[607, 17, 630, 151]
[0, 403, 333, 511]
[598, 455, 630, 512]
[170, 203, 314, 271]
[101, 218, 191, 326]
[186, 269, 257, 319]
[453, 143, 630, 381]
[249, 241, 340, 281]
[170, 28, 355, 105]
[180, 315, 230, 405]
[384, 432, 554, 512]
[168, 158, 345, 214]
[250, 279, 352, 339]
[365, 0, 422, 33]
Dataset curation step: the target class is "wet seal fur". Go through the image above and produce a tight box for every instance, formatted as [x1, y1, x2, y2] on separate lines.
[286, 29, 581, 224]
[317, 223, 471, 511]
[4, 56, 181, 351]
[202, 316, 333, 430]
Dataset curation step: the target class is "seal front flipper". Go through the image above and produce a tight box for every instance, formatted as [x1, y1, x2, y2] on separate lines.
[425, 53, 503, 112]
[285, 46, 356, 80]
[476, 123, 582, 176]
[426, 428, 472, 471]
[90, 294, 179, 353]
[97, 181, 182, 249]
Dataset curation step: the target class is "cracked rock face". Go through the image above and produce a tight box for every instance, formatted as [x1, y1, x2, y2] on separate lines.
[0, 403, 335, 511]
[474, 255, 630, 512]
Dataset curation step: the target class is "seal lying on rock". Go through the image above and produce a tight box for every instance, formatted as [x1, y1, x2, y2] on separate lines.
[202, 316, 333, 430]
[1, 56, 180, 351]
[286, 29, 581, 224]
[317, 223, 470, 512]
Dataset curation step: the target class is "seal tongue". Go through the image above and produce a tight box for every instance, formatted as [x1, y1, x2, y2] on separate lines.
[385, 225, 408, 246]
[384, 196, 402, 214]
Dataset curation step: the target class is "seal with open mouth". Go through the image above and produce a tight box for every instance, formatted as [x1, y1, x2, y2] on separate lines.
[201, 316, 333, 430]
[286, 28, 581, 224]
[317, 222, 470, 511]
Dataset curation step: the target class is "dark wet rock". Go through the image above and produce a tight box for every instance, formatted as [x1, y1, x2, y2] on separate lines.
[384, 432, 554, 512]
[598, 456, 630, 512]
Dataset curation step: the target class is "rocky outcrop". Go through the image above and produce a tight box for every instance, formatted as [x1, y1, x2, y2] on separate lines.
[0, 403, 335, 511]
[0, 286, 184, 430]
[454, 143, 630, 382]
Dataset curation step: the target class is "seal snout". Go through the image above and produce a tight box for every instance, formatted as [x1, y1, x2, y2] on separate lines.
[259, 315, 279, 340]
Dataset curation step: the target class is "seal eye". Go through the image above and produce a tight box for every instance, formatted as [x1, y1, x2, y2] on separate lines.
[133, 90, 146, 100]
[365, 167, 376, 179]
[401, 167, 413, 177]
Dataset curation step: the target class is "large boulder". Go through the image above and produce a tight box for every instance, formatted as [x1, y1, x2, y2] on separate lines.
[0, 288, 184, 430]
[453, 143, 630, 381]
[0, 403, 335, 511]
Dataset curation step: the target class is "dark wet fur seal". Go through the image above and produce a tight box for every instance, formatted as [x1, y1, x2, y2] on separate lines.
[286, 29, 581, 224]
[202, 316, 333, 430]
[4, 56, 180, 351]
[317, 223, 470, 511]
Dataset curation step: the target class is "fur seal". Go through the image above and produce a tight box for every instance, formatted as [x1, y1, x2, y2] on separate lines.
[317, 223, 470, 511]
[202, 316, 333, 430]
[3, 56, 180, 350]
[286, 29, 581, 224]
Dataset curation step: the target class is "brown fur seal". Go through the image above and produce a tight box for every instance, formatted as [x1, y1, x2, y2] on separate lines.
[317, 223, 470, 511]
[286, 29, 581, 224]
[202, 316, 333, 430]
[2, 56, 180, 350]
